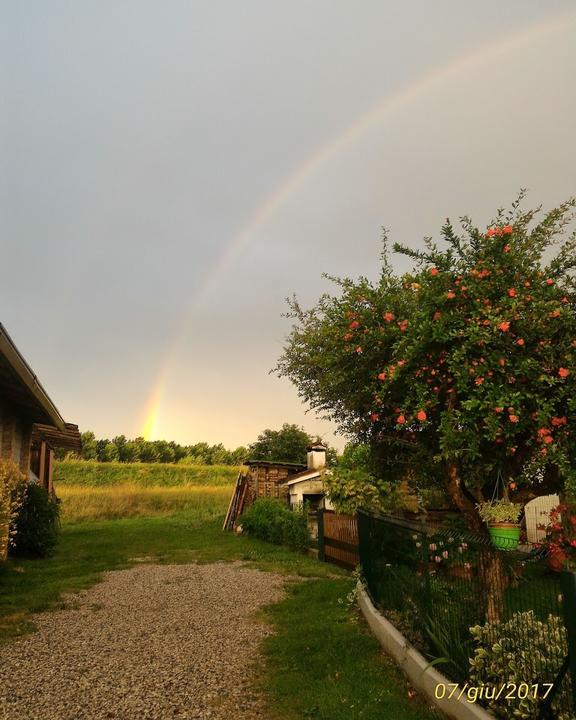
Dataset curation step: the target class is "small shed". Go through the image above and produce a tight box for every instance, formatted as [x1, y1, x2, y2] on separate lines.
[223, 460, 305, 530]
[223, 440, 332, 530]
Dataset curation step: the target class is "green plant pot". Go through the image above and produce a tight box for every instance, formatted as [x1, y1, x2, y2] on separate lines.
[488, 523, 520, 551]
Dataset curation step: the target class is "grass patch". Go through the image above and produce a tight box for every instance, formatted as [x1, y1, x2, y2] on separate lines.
[260, 579, 438, 719]
[0, 514, 339, 643]
[54, 459, 239, 487]
[58, 483, 233, 521]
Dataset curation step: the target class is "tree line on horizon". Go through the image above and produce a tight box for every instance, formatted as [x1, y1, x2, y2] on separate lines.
[62, 432, 248, 465]
[59, 424, 336, 466]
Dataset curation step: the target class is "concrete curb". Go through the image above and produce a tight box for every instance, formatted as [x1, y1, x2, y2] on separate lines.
[357, 582, 495, 720]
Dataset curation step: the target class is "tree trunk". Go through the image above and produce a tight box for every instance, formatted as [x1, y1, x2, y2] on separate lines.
[444, 460, 508, 624]
[444, 460, 484, 534]
[478, 550, 507, 624]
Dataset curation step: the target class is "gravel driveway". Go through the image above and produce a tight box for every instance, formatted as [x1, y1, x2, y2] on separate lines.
[0, 563, 289, 720]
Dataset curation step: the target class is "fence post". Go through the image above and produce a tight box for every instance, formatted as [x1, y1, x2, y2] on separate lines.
[560, 570, 576, 710]
[317, 508, 325, 562]
[356, 510, 370, 594]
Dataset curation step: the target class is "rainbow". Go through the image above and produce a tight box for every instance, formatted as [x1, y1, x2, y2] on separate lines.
[140, 9, 576, 440]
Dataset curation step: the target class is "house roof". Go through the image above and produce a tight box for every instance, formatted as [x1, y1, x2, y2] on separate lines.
[287, 469, 322, 486]
[0, 323, 67, 430]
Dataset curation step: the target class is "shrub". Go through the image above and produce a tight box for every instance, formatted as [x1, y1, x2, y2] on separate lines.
[239, 499, 310, 552]
[469, 611, 569, 719]
[11, 483, 60, 558]
[0, 459, 27, 560]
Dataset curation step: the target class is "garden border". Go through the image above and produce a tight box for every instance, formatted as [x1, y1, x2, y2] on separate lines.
[357, 582, 495, 720]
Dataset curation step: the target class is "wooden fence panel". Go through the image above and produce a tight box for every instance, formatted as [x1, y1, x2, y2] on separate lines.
[318, 510, 359, 570]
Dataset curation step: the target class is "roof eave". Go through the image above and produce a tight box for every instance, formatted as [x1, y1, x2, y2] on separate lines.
[0, 324, 66, 431]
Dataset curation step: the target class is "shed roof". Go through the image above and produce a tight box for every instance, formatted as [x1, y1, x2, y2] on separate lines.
[32, 423, 82, 452]
[243, 460, 306, 471]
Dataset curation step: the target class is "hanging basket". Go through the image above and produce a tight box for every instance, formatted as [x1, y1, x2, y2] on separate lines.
[487, 522, 520, 551]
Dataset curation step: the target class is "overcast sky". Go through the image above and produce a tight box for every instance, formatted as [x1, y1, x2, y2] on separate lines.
[1, 1, 575, 450]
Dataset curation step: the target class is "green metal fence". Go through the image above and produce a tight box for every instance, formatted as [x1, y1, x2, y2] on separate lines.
[357, 510, 576, 720]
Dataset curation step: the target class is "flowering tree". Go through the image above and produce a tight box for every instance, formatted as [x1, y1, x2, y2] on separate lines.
[277, 196, 576, 533]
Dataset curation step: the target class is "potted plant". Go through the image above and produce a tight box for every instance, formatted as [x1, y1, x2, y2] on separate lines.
[477, 500, 522, 551]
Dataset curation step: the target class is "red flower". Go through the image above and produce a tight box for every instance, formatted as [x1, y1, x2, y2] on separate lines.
[494, 407, 503, 413]
[498, 321, 511, 332]
[508, 288, 517, 298]
[498, 358, 506, 367]
[546, 278, 554, 285]
[475, 377, 484, 385]
[355, 346, 363, 354]
[430, 267, 439, 276]
[416, 410, 427, 422]
[502, 225, 513, 234]
[446, 291, 456, 300]
[559, 367, 570, 378]
[552, 416, 567, 426]
[384, 312, 395, 322]
[544, 435, 554, 444]
[349, 320, 360, 329]
[398, 320, 408, 332]
[538, 427, 551, 437]
[516, 338, 525, 346]
[397, 414, 406, 424]
[562, 296, 569, 304]
[370, 413, 379, 422]
[486, 228, 497, 237]
[503, 244, 511, 253]
[550, 309, 561, 318]
[343, 333, 353, 341]
[509, 414, 519, 423]
[378, 372, 387, 381]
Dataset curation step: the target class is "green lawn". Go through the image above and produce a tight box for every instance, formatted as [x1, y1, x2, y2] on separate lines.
[0, 496, 437, 719]
[54, 459, 240, 486]
[261, 579, 438, 719]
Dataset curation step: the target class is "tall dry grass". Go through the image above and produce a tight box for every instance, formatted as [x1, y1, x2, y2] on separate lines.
[58, 483, 233, 522]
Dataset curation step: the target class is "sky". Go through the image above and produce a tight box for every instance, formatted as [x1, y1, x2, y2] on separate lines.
[1, 1, 575, 451]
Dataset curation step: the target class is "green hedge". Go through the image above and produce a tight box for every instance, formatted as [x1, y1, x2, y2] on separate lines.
[54, 460, 239, 487]
[239, 499, 310, 552]
[11, 484, 60, 558]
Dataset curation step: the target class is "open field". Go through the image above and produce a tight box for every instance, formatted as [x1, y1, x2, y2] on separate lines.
[54, 459, 240, 486]
[58, 483, 232, 521]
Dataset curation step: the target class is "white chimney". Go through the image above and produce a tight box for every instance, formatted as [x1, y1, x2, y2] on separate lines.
[307, 438, 327, 470]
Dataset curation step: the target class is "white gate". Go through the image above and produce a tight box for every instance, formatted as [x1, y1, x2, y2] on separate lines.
[524, 494, 560, 544]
